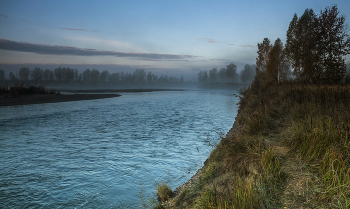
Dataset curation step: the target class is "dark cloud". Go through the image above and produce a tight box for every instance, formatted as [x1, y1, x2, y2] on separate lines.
[60, 27, 99, 32]
[0, 14, 8, 18]
[0, 39, 196, 61]
[196, 38, 219, 43]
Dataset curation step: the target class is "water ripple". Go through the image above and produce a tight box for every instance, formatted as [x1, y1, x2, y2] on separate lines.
[0, 90, 238, 208]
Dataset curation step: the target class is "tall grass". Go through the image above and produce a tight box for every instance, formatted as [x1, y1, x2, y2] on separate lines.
[285, 85, 350, 206]
[154, 83, 350, 208]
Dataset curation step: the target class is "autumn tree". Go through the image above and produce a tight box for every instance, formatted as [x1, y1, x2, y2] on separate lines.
[285, 5, 350, 83]
[314, 5, 350, 83]
[256, 38, 272, 73]
[266, 38, 283, 82]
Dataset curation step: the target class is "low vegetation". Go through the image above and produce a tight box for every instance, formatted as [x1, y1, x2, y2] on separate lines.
[148, 4, 350, 208]
[0, 83, 58, 97]
[153, 81, 349, 209]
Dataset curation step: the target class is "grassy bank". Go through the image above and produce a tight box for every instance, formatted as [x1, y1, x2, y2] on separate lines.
[154, 82, 350, 208]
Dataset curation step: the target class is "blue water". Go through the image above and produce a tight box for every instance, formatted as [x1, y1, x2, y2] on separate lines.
[0, 90, 239, 208]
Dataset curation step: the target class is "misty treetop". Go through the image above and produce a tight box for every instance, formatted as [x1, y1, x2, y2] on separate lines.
[256, 5, 350, 84]
[0, 67, 185, 85]
[198, 63, 256, 84]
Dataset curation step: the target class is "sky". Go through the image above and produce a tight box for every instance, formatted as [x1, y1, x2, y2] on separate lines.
[0, 0, 350, 79]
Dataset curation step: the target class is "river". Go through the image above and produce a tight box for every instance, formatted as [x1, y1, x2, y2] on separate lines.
[0, 90, 239, 208]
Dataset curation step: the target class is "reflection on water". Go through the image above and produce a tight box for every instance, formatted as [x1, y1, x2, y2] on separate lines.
[0, 90, 238, 208]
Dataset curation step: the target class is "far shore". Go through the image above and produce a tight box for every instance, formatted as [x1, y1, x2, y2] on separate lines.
[60, 89, 186, 93]
[0, 93, 121, 107]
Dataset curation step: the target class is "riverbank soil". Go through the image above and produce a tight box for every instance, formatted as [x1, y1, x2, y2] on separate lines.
[158, 83, 350, 209]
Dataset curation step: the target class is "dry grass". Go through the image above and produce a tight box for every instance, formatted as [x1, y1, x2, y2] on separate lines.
[152, 82, 350, 208]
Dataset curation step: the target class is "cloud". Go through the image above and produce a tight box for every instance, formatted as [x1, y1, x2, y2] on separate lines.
[196, 38, 219, 43]
[60, 27, 99, 32]
[0, 14, 8, 18]
[240, 44, 255, 48]
[228, 43, 256, 48]
[68, 37, 146, 53]
[0, 39, 196, 61]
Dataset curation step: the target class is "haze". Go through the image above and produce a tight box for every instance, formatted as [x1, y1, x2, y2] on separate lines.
[1, 0, 350, 80]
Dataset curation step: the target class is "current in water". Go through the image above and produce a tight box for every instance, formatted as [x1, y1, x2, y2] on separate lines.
[0, 90, 239, 208]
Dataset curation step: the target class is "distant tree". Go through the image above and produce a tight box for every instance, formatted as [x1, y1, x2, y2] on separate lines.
[74, 69, 79, 81]
[110, 72, 120, 83]
[152, 74, 158, 82]
[9, 72, 17, 81]
[241, 64, 256, 83]
[163, 75, 169, 83]
[209, 68, 218, 83]
[256, 38, 272, 73]
[31, 68, 43, 81]
[77, 73, 82, 81]
[0, 69, 5, 80]
[133, 69, 146, 83]
[226, 63, 238, 82]
[49, 70, 54, 81]
[180, 75, 184, 82]
[198, 71, 208, 83]
[19, 68, 30, 80]
[100, 70, 110, 82]
[120, 72, 125, 82]
[123, 72, 133, 83]
[54, 67, 64, 81]
[90, 69, 100, 82]
[219, 68, 227, 82]
[66, 68, 75, 82]
[83, 69, 91, 82]
[147, 72, 153, 82]
[43, 69, 50, 80]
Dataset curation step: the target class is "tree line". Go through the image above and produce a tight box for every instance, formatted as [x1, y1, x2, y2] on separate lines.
[255, 5, 350, 85]
[0, 67, 185, 84]
[198, 63, 256, 84]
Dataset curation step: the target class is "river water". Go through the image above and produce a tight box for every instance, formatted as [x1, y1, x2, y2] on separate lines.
[0, 90, 239, 208]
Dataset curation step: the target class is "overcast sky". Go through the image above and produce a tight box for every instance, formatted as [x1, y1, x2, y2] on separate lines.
[0, 0, 349, 78]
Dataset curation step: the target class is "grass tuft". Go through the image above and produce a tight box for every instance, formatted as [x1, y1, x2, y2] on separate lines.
[157, 182, 173, 203]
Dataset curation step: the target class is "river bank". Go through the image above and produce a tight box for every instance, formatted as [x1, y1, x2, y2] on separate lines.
[162, 121, 244, 208]
[155, 83, 350, 209]
[0, 93, 121, 106]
